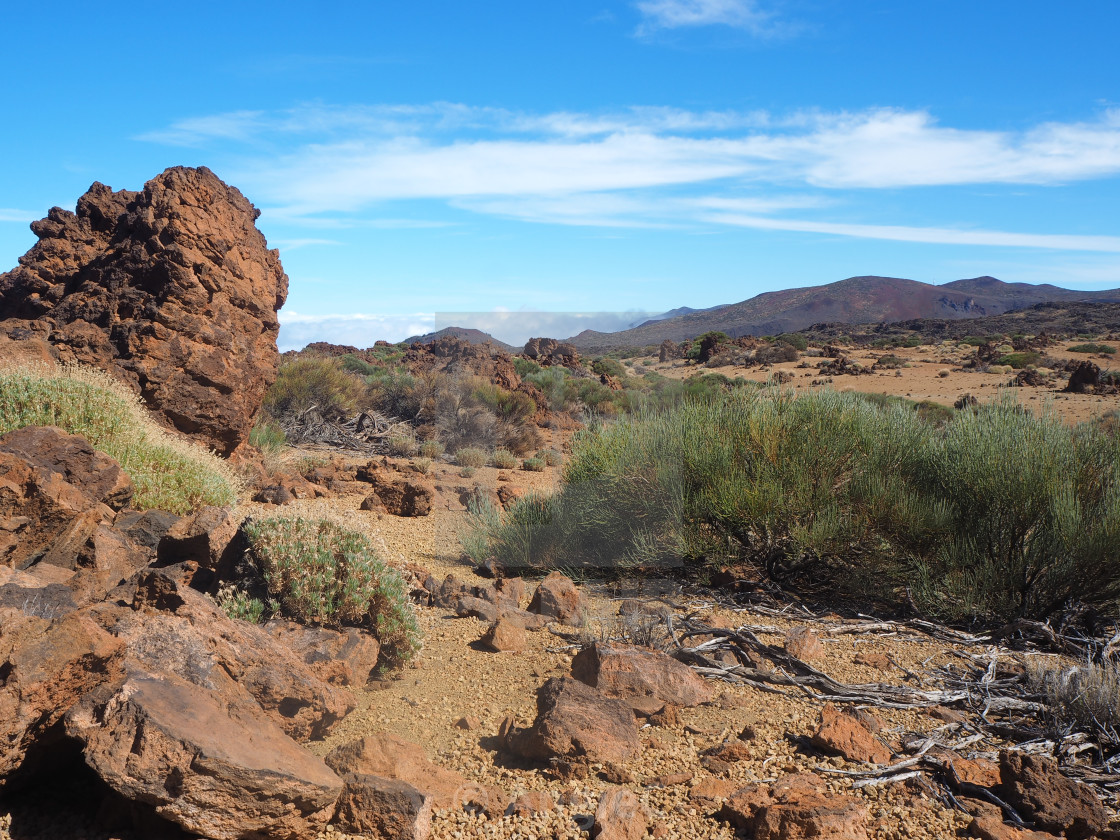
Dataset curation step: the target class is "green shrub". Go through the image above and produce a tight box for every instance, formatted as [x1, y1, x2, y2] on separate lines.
[242, 516, 421, 665]
[522, 456, 546, 471]
[419, 439, 445, 458]
[460, 466, 476, 478]
[591, 358, 627, 380]
[215, 585, 268, 623]
[412, 456, 432, 474]
[514, 357, 542, 377]
[491, 448, 518, 469]
[264, 357, 364, 418]
[997, 351, 1043, 369]
[1070, 343, 1116, 355]
[464, 387, 1120, 624]
[455, 446, 487, 468]
[755, 341, 800, 365]
[0, 364, 240, 514]
[776, 333, 808, 352]
[890, 399, 1120, 623]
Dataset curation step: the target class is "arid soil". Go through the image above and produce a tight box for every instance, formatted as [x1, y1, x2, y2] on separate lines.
[224, 439, 1115, 840]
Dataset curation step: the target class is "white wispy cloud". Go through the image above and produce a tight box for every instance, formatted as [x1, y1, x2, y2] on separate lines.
[142, 103, 1120, 252]
[0, 209, 38, 223]
[269, 237, 343, 252]
[704, 213, 1120, 253]
[634, 0, 782, 36]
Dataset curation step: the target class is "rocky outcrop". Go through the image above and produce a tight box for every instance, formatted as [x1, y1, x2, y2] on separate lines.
[360, 475, 434, 517]
[523, 338, 582, 369]
[0, 167, 288, 455]
[402, 336, 521, 391]
[0, 427, 135, 573]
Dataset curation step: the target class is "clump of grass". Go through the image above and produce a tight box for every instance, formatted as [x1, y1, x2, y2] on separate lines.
[536, 448, 563, 467]
[249, 420, 287, 470]
[412, 456, 432, 474]
[455, 446, 487, 468]
[521, 456, 546, 472]
[460, 466, 476, 478]
[215, 584, 269, 624]
[1028, 660, 1120, 733]
[419, 440, 445, 459]
[241, 516, 421, 666]
[387, 433, 418, 457]
[0, 363, 240, 514]
[491, 448, 518, 469]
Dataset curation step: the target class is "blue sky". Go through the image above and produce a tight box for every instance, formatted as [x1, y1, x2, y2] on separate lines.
[2, 1, 1118, 349]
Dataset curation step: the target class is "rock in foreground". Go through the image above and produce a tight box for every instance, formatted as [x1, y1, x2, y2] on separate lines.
[0, 166, 288, 455]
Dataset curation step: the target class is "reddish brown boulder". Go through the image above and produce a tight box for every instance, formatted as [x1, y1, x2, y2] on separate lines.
[0, 167, 289, 455]
[719, 773, 869, 840]
[265, 620, 381, 687]
[325, 733, 467, 810]
[361, 476, 433, 517]
[480, 616, 527, 652]
[118, 568, 355, 741]
[996, 750, 1108, 840]
[1064, 360, 1101, 394]
[571, 642, 713, 711]
[968, 815, 1061, 840]
[332, 774, 432, 839]
[593, 786, 648, 840]
[0, 607, 124, 782]
[811, 703, 891, 765]
[0, 427, 132, 569]
[156, 505, 239, 572]
[512, 677, 641, 764]
[529, 571, 585, 626]
[0, 426, 133, 512]
[785, 626, 824, 661]
[66, 673, 342, 840]
[523, 338, 581, 370]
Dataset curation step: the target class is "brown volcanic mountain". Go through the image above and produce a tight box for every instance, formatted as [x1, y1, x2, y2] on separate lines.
[567, 275, 1120, 349]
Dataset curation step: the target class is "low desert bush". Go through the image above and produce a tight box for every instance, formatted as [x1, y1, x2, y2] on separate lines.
[0, 364, 240, 514]
[264, 357, 364, 418]
[455, 446, 487, 468]
[1070, 343, 1116, 355]
[460, 466, 476, 478]
[465, 387, 1120, 624]
[536, 448, 562, 466]
[998, 351, 1042, 369]
[521, 456, 545, 472]
[419, 439, 445, 458]
[241, 515, 421, 665]
[491, 448, 518, 469]
[412, 456, 432, 474]
[249, 420, 287, 458]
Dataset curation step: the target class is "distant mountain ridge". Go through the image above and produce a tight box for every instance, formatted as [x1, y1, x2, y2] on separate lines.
[403, 326, 517, 352]
[565, 276, 1120, 349]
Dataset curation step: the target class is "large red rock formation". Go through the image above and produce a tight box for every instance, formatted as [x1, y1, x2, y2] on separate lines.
[0, 167, 288, 456]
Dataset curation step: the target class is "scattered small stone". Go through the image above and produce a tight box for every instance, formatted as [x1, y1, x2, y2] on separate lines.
[454, 715, 480, 731]
[785, 626, 824, 660]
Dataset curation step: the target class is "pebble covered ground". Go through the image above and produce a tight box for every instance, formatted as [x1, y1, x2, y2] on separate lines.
[256, 460, 997, 840]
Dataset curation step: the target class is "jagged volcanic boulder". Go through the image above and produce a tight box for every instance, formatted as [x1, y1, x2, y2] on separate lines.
[0, 167, 288, 456]
[402, 336, 521, 390]
[523, 337, 581, 369]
